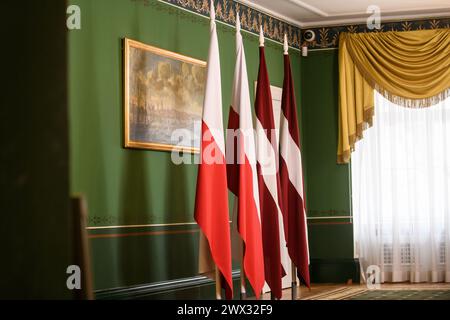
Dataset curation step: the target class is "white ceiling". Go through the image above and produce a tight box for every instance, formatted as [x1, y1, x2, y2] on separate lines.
[239, 0, 450, 27]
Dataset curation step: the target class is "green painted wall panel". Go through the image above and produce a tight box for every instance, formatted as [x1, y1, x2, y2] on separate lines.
[301, 50, 354, 260]
[301, 50, 351, 216]
[308, 224, 354, 259]
[90, 231, 199, 290]
[69, 0, 302, 291]
[69, 0, 300, 227]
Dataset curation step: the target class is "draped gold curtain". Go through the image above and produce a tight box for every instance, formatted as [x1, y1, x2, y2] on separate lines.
[338, 29, 450, 163]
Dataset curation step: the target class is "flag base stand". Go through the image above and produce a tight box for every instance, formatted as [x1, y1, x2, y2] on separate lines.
[240, 249, 247, 300]
[291, 282, 298, 300]
[215, 267, 222, 300]
[291, 263, 299, 300]
[239, 277, 247, 300]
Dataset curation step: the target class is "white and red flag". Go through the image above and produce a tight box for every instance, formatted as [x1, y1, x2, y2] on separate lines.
[279, 35, 310, 288]
[255, 27, 288, 300]
[226, 14, 265, 299]
[194, 1, 233, 299]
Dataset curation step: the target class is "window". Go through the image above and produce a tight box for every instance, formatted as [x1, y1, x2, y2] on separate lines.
[352, 91, 450, 283]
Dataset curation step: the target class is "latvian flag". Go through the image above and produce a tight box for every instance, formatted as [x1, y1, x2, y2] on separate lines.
[279, 35, 311, 288]
[254, 26, 289, 300]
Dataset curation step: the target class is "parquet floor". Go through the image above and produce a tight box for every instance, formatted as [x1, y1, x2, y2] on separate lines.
[260, 283, 450, 300]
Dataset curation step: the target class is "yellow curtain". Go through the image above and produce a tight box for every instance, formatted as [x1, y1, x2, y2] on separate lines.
[338, 29, 450, 163]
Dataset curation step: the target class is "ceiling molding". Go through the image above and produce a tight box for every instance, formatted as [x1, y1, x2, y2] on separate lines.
[156, 0, 450, 51]
[236, 0, 304, 26]
[242, 0, 450, 28]
[287, 0, 328, 17]
[287, 0, 450, 18]
[147, 1, 304, 49]
[301, 12, 450, 28]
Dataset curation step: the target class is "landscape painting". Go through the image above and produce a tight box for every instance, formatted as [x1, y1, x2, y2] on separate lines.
[124, 38, 206, 153]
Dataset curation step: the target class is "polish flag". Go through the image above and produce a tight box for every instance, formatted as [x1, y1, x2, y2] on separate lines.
[194, 1, 233, 299]
[226, 14, 265, 299]
[279, 35, 310, 288]
[254, 27, 288, 300]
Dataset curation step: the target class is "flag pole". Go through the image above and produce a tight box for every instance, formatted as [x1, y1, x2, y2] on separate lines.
[209, 0, 221, 296]
[240, 252, 247, 299]
[283, 33, 299, 301]
[237, 202, 246, 300]
[215, 266, 222, 300]
[291, 262, 298, 300]
[236, 12, 247, 301]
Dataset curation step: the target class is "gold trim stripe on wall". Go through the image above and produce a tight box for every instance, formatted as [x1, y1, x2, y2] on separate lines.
[86, 222, 199, 230]
[88, 229, 200, 239]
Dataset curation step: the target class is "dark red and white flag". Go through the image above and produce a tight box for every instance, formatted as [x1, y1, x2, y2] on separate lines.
[254, 27, 287, 300]
[279, 35, 310, 288]
[194, 1, 233, 299]
[226, 14, 265, 298]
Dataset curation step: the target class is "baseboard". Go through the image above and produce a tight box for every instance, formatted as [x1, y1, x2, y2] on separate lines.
[95, 270, 242, 300]
[310, 258, 360, 284]
[96, 260, 360, 299]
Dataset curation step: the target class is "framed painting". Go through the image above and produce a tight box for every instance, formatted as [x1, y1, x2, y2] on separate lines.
[123, 38, 206, 153]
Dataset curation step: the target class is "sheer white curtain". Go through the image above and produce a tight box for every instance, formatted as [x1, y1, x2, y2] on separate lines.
[352, 91, 450, 283]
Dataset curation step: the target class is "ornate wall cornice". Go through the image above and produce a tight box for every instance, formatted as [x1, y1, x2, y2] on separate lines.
[157, 0, 303, 49]
[302, 18, 450, 50]
[147, 1, 450, 51]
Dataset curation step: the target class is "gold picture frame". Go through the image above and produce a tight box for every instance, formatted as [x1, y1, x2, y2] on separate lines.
[123, 38, 206, 153]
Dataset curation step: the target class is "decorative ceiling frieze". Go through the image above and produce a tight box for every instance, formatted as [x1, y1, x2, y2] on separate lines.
[134, 1, 450, 50]
[157, 0, 303, 49]
[301, 18, 450, 49]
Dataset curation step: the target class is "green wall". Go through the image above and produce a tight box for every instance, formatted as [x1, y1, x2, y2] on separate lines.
[300, 49, 354, 262]
[69, 0, 303, 292]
